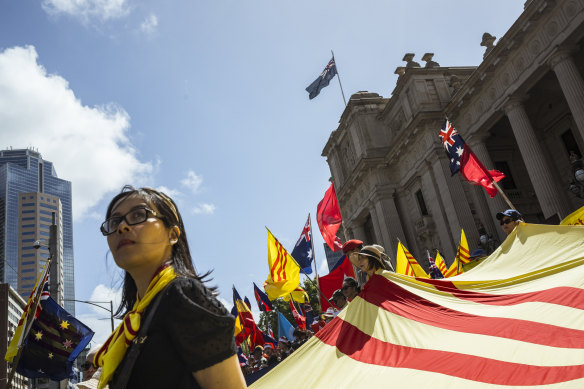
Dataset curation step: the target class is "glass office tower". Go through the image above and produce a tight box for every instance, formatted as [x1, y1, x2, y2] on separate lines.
[0, 149, 75, 314]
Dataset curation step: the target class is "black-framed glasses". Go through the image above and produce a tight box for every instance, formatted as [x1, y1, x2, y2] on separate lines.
[341, 285, 352, 291]
[81, 361, 94, 371]
[100, 207, 159, 236]
[500, 218, 514, 226]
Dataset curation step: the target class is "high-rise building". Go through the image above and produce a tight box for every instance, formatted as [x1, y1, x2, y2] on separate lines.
[0, 149, 74, 314]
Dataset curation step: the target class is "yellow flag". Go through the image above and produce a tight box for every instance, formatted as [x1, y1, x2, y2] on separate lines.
[264, 229, 301, 300]
[435, 251, 448, 276]
[282, 287, 309, 303]
[395, 241, 429, 278]
[560, 205, 584, 225]
[444, 230, 469, 277]
[6, 261, 50, 363]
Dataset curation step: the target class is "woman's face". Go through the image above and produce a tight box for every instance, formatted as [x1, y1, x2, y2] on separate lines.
[106, 194, 174, 274]
[357, 254, 371, 274]
[342, 282, 357, 299]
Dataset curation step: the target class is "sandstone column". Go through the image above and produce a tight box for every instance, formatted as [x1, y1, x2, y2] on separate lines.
[504, 99, 570, 219]
[549, 49, 584, 142]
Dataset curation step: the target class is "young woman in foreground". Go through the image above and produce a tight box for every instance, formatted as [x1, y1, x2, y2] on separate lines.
[94, 186, 246, 389]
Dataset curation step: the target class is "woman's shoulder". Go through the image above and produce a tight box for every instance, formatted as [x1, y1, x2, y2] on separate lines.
[161, 276, 232, 319]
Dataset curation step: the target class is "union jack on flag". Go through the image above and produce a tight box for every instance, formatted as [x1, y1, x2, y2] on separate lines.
[305, 57, 338, 100]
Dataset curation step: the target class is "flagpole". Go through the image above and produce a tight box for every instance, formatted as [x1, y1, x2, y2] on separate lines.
[331, 50, 347, 107]
[308, 214, 322, 306]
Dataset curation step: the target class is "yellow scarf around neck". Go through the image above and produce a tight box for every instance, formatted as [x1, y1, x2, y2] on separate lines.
[94, 265, 177, 389]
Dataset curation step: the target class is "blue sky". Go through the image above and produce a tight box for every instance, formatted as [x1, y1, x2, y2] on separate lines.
[1, 0, 524, 344]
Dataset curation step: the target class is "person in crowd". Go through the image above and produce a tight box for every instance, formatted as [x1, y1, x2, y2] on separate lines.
[250, 346, 265, 372]
[341, 277, 361, 301]
[277, 338, 292, 360]
[342, 239, 364, 266]
[462, 248, 489, 272]
[94, 186, 246, 389]
[329, 289, 347, 309]
[322, 307, 338, 322]
[292, 328, 310, 349]
[77, 346, 103, 389]
[263, 344, 278, 367]
[357, 245, 391, 280]
[496, 209, 524, 236]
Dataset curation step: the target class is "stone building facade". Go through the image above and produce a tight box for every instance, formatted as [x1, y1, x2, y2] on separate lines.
[322, 0, 584, 267]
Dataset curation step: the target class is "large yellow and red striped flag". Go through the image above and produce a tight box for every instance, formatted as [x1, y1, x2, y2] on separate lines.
[395, 241, 429, 278]
[444, 229, 470, 277]
[434, 251, 448, 276]
[264, 229, 301, 301]
[252, 223, 584, 388]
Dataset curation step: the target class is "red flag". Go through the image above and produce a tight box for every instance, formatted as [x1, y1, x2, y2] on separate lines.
[318, 256, 354, 310]
[317, 184, 343, 251]
[460, 148, 506, 198]
[288, 299, 306, 330]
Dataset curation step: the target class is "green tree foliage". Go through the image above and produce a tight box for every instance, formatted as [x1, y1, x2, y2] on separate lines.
[258, 277, 323, 336]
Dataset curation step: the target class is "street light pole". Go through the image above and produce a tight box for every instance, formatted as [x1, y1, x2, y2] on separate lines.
[65, 299, 115, 332]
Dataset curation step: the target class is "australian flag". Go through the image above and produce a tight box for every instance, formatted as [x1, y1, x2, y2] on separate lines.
[305, 57, 338, 99]
[439, 119, 505, 198]
[16, 286, 94, 381]
[291, 214, 314, 274]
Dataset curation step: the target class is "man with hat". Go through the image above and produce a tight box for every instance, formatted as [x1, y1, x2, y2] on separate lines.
[329, 289, 347, 310]
[342, 239, 363, 266]
[496, 209, 524, 236]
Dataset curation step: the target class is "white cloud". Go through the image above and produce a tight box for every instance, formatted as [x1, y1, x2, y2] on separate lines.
[319, 258, 328, 275]
[192, 203, 215, 215]
[0, 46, 152, 220]
[140, 13, 158, 35]
[155, 185, 182, 199]
[41, 0, 129, 22]
[181, 170, 203, 194]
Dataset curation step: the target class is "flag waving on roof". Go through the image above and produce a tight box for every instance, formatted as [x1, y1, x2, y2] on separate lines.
[264, 229, 301, 301]
[305, 57, 338, 99]
[252, 223, 584, 388]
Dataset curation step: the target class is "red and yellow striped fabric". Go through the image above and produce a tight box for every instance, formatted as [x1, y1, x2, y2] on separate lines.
[252, 223, 584, 388]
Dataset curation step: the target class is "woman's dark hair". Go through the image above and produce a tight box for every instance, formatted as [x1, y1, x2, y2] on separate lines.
[106, 185, 211, 318]
[368, 257, 383, 272]
[343, 277, 361, 293]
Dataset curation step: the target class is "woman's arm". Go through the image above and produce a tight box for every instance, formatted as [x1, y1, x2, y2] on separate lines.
[192, 354, 247, 389]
